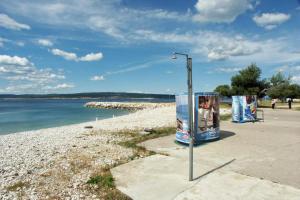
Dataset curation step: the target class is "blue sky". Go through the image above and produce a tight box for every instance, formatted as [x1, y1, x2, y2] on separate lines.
[0, 0, 300, 94]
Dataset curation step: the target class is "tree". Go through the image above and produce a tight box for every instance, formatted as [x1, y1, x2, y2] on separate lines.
[267, 73, 300, 100]
[214, 84, 231, 97]
[267, 83, 288, 100]
[270, 72, 289, 86]
[285, 84, 300, 99]
[213, 64, 300, 100]
[230, 64, 266, 97]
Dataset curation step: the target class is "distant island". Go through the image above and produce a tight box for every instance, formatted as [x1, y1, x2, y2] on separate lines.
[0, 92, 175, 99]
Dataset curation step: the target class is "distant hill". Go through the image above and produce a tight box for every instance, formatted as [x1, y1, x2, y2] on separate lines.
[0, 92, 175, 99]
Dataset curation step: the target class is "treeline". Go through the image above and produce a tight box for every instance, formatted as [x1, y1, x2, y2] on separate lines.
[214, 64, 300, 100]
[0, 92, 175, 99]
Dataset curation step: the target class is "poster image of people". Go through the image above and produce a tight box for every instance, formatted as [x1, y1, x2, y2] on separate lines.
[232, 95, 257, 122]
[197, 96, 219, 132]
[175, 95, 190, 143]
[245, 95, 257, 120]
[195, 93, 220, 141]
[175, 93, 220, 144]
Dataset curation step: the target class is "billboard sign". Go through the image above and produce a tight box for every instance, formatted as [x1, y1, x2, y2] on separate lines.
[232, 95, 257, 122]
[194, 92, 220, 141]
[175, 94, 191, 144]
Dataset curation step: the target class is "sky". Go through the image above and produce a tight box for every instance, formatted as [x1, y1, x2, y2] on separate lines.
[0, 0, 300, 94]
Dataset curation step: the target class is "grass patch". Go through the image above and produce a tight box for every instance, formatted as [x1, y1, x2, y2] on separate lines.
[6, 181, 30, 192]
[119, 127, 176, 145]
[220, 102, 231, 109]
[220, 114, 232, 121]
[258, 100, 300, 109]
[87, 167, 131, 200]
[85, 127, 176, 200]
[118, 127, 175, 158]
[69, 154, 92, 174]
[87, 173, 114, 188]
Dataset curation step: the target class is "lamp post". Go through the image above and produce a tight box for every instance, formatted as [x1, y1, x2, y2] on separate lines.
[172, 52, 194, 181]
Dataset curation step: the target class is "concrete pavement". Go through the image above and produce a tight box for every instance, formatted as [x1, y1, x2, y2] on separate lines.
[111, 109, 300, 199]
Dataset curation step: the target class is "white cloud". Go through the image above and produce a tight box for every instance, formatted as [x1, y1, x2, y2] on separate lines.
[16, 41, 25, 47]
[90, 75, 105, 81]
[4, 82, 74, 93]
[291, 76, 300, 83]
[51, 49, 77, 61]
[122, 8, 191, 22]
[207, 52, 228, 61]
[214, 67, 242, 73]
[79, 52, 103, 61]
[276, 65, 300, 73]
[37, 39, 53, 47]
[274, 65, 300, 84]
[0, 13, 30, 30]
[0, 0, 191, 40]
[193, 0, 252, 23]
[0, 37, 9, 47]
[1, 0, 299, 74]
[0, 55, 30, 66]
[4, 84, 37, 92]
[133, 30, 261, 61]
[0, 1, 126, 39]
[0, 54, 73, 93]
[49, 83, 74, 89]
[0, 37, 25, 47]
[87, 16, 124, 39]
[51, 48, 103, 62]
[253, 13, 290, 30]
[133, 30, 191, 43]
[105, 58, 167, 75]
[131, 29, 300, 65]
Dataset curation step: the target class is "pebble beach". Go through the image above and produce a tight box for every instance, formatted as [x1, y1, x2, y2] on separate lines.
[0, 103, 231, 199]
[0, 104, 176, 199]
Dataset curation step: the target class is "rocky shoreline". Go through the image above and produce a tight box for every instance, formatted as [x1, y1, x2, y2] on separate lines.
[84, 102, 174, 111]
[0, 103, 232, 199]
[0, 105, 175, 199]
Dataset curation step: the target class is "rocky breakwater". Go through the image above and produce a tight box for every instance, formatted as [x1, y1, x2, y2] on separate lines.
[84, 102, 174, 111]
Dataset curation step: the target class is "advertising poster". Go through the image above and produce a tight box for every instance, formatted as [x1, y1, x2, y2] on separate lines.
[194, 92, 220, 141]
[243, 95, 257, 121]
[232, 95, 257, 122]
[175, 95, 190, 143]
[232, 96, 242, 122]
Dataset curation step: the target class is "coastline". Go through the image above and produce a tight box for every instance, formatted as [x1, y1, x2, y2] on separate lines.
[0, 105, 176, 199]
[0, 104, 231, 199]
[0, 103, 175, 137]
[84, 101, 174, 110]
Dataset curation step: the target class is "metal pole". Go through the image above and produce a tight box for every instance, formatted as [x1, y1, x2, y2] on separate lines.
[187, 57, 193, 181]
[172, 52, 194, 181]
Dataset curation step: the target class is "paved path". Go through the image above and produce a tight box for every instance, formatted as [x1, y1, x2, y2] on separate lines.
[111, 109, 300, 200]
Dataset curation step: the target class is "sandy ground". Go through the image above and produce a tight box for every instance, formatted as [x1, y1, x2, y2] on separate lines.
[0, 105, 176, 199]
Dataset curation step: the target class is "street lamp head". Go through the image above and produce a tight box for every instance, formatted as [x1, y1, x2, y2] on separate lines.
[171, 53, 177, 59]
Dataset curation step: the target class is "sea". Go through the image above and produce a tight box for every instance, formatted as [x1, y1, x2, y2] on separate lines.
[0, 98, 173, 135]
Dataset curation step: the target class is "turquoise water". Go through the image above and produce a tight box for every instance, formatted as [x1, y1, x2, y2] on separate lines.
[0, 99, 131, 135]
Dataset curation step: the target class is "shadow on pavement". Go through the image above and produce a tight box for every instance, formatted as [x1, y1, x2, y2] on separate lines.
[193, 158, 236, 181]
[219, 130, 235, 140]
[174, 130, 236, 147]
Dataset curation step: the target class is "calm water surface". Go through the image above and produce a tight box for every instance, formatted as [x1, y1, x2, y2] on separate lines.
[0, 99, 133, 135]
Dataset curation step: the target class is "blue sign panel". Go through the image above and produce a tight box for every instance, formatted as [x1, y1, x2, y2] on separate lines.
[175, 95, 190, 144]
[176, 92, 220, 144]
[194, 92, 220, 141]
